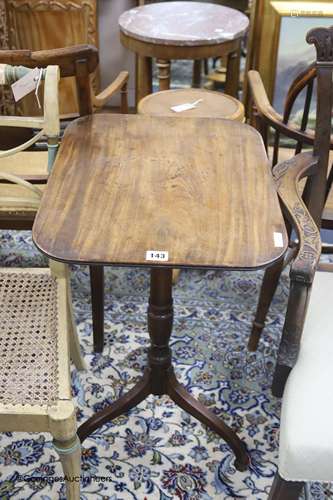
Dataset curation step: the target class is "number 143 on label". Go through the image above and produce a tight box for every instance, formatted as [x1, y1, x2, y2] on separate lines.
[145, 250, 169, 262]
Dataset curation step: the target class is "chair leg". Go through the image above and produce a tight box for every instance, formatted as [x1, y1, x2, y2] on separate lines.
[120, 81, 129, 114]
[268, 472, 304, 500]
[67, 293, 86, 371]
[248, 258, 284, 351]
[192, 59, 202, 88]
[53, 435, 81, 500]
[65, 271, 86, 371]
[89, 265, 104, 353]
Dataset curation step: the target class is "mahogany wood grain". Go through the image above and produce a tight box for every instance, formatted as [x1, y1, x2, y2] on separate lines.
[33, 113, 287, 269]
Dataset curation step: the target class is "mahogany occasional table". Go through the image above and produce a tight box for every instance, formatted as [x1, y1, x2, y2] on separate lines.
[119, 1, 249, 103]
[33, 113, 287, 471]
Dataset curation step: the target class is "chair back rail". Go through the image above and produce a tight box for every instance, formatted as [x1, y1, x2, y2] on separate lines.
[272, 64, 317, 165]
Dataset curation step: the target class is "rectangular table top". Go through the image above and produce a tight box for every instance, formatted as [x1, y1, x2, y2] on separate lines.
[33, 114, 287, 269]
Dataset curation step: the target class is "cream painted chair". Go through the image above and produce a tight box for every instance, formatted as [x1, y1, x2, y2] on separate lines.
[0, 63, 60, 217]
[269, 265, 333, 499]
[0, 64, 85, 499]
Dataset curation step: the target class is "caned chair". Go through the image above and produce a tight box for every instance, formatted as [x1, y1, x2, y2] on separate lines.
[247, 25, 333, 353]
[0, 64, 85, 499]
[0, 44, 129, 353]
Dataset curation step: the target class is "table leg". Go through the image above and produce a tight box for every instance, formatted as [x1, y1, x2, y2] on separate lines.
[156, 59, 171, 91]
[77, 371, 151, 441]
[89, 265, 104, 353]
[167, 372, 248, 471]
[192, 59, 202, 88]
[136, 55, 153, 107]
[78, 267, 249, 471]
[225, 44, 241, 98]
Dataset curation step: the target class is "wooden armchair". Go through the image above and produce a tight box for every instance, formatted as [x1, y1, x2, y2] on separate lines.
[247, 26, 333, 352]
[258, 28, 333, 497]
[0, 44, 129, 353]
[267, 161, 333, 499]
[0, 64, 85, 500]
[0, 64, 60, 216]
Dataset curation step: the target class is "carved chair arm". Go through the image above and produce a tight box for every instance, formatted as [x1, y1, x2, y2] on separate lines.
[273, 152, 321, 285]
[271, 152, 321, 397]
[271, 25, 333, 398]
[91, 71, 129, 109]
[248, 70, 327, 146]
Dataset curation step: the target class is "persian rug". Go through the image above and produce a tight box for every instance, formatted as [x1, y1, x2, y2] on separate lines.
[0, 230, 331, 500]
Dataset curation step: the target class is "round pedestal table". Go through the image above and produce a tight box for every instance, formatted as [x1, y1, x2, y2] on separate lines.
[119, 1, 249, 103]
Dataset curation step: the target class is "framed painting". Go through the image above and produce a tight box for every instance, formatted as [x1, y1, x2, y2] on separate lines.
[271, 1, 333, 114]
[243, 0, 332, 112]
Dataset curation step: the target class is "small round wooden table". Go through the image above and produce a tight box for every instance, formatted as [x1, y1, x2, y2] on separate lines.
[138, 88, 245, 120]
[119, 1, 249, 103]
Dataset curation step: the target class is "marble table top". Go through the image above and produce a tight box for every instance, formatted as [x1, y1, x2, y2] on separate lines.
[118, 1, 249, 46]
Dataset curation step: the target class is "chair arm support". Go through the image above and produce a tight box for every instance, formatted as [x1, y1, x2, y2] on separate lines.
[0, 171, 43, 198]
[0, 171, 43, 209]
[273, 152, 321, 285]
[92, 71, 129, 108]
[247, 70, 327, 146]
[271, 152, 320, 397]
[272, 278, 310, 397]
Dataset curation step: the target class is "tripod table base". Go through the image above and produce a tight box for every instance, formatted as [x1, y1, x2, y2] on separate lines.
[78, 268, 249, 471]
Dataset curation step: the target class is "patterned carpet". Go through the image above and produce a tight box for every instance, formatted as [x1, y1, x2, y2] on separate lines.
[0, 230, 332, 500]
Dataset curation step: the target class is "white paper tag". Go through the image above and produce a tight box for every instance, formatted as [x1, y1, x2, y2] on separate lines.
[171, 102, 197, 113]
[145, 250, 169, 262]
[11, 67, 40, 102]
[273, 232, 284, 248]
